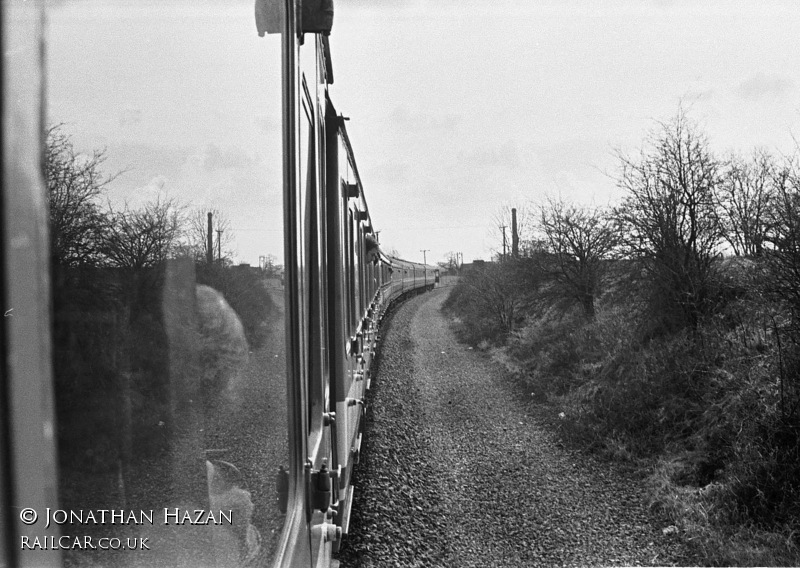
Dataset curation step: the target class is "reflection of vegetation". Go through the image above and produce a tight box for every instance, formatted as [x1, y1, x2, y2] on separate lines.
[444, 111, 800, 565]
[46, 124, 117, 266]
[260, 253, 283, 279]
[103, 198, 184, 269]
[184, 208, 236, 264]
[53, 265, 172, 514]
[49, 126, 279, 559]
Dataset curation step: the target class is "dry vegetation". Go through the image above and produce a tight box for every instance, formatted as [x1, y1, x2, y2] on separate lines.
[48, 125, 283, 566]
[444, 111, 800, 566]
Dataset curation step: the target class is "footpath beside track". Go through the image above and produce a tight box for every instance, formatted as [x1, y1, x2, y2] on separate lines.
[338, 289, 692, 568]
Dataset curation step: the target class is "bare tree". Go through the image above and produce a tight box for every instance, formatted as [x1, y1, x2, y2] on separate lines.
[259, 253, 283, 278]
[615, 110, 723, 331]
[718, 149, 776, 257]
[760, 153, 800, 419]
[460, 259, 539, 336]
[491, 204, 533, 259]
[102, 198, 184, 269]
[182, 208, 235, 264]
[537, 196, 618, 319]
[46, 125, 119, 266]
[438, 251, 461, 273]
[765, 156, 800, 319]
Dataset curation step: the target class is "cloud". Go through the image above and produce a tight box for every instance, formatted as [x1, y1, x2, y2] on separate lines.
[389, 105, 462, 133]
[130, 175, 170, 205]
[255, 114, 280, 135]
[109, 175, 171, 210]
[203, 143, 255, 171]
[683, 87, 716, 102]
[367, 162, 409, 185]
[119, 107, 142, 127]
[735, 73, 795, 101]
[532, 139, 609, 175]
[103, 142, 191, 190]
[146, 175, 168, 191]
[457, 139, 520, 170]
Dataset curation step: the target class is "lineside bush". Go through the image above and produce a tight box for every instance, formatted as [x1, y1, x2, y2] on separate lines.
[445, 255, 800, 565]
[441, 111, 800, 565]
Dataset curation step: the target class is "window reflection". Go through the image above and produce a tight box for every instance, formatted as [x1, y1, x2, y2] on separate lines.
[47, 2, 287, 566]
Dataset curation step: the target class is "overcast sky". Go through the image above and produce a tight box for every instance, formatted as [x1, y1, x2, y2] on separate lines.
[47, 0, 800, 265]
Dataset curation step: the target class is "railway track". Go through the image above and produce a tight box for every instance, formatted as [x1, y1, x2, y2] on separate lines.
[338, 289, 692, 567]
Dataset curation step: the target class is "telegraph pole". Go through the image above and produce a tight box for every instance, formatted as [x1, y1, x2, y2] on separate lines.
[216, 229, 223, 264]
[501, 225, 507, 259]
[420, 249, 429, 283]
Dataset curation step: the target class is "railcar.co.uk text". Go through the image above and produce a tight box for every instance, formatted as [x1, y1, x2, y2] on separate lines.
[21, 535, 150, 551]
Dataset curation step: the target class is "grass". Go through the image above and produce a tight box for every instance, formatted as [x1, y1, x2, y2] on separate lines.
[443, 259, 800, 566]
[649, 456, 800, 566]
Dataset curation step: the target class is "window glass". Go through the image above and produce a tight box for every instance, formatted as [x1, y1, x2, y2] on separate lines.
[301, 90, 324, 435]
[46, 2, 288, 565]
[348, 210, 355, 336]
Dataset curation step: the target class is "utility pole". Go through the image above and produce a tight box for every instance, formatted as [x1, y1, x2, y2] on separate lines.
[501, 225, 507, 259]
[420, 249, 429, 283]
[206, 212, 213, 265]
[216, 229, 223, 264]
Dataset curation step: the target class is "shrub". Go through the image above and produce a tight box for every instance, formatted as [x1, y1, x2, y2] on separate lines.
[506, 307, 585, 397]
[442, 260, 540, 345]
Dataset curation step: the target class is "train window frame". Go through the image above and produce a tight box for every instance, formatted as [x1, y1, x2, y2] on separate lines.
[348, 209, 356, 339]
[358, 222, 365, 320]
[315, 85, 331, 426]
[300, 73, 328, 456]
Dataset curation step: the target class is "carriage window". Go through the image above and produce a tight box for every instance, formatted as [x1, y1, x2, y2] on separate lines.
[315, 110, 331, 424]
[46, 2, 288, 565]
[348, 210, 356, 336]
[358, 226, 366, 317]
[301, 82, 325, 436]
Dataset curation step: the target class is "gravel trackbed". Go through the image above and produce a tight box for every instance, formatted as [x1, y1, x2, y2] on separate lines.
[337, 288, 691, 568]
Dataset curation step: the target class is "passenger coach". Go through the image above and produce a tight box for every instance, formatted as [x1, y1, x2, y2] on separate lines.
[2, 1, 436, 567]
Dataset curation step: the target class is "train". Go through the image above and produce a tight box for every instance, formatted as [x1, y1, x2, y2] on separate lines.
[1, 1, 438, 567]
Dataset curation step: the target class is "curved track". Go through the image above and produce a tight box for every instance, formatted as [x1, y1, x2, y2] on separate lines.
[339, 289, 691, 567]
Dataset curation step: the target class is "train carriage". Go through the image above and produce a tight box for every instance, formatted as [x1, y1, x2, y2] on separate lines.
[1, 1, 435, 567]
